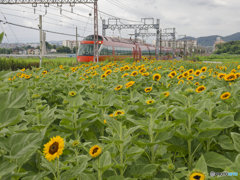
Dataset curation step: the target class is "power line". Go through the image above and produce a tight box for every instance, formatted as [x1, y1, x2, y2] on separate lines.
[0, 10, 19, 43]
[82, 3, 143, 23]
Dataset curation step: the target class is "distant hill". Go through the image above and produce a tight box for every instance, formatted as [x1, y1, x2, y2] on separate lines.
[178, 32, 240, 47]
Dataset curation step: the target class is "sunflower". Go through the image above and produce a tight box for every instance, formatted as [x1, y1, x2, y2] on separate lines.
[146, 100, 155, 104]
[194, 70, 201, 76]
[43, 136, 65, 161]
[122, 73, 129, 78]
[163, 92, 169, 97]
[104, 120, 107, 124]
[236, 73, 240, 78]
[101, 74, 107, 79]
[89, 145, 101, 158]
[21, 68, 25, 71]
[177, 74, 183, 79]
[224, 73, 236, 81]
[196, 85, 206, 93]
[105, 69, 112, 75]
[109, 114, 114, 117]
[220, 92, 231, 100]
[170, 71, 177, 77]
[25, 75, 31, 80]
[168, 74, 173, 79]
[69, 91, 76, 97]
[201, 67, 207, 72]
[145, 87, 152, 92]
[231, 69, 236, 73]
[115, 85, 123, 91]
[72, 141, 79, 147]
[124, 65, 130, 70]
[178, 80, 184, 85]
[188, 69, 194, 74]
[142, 72, 150, 76]
[153, 74, 161, 81]
[131, 71, 138, 76]
[125, 81, 135, 88]
[189, 172, 205, 180]
[200, 75, 206, 79]
[218, 73, 226, 79]
[114, 110, 125, 116]
[139, 68, 146, 73]
[42, 70, 48, 75]
[120, 67, 125, 71]
[187, 76, 194, 81]
[183, 71, 189, 77]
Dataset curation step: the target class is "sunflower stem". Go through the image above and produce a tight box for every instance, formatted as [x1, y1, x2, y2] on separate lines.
[120, 122, 124, 176]
[150, 113, 155, 164]
[57, 158, 60, 180]
[98, 158, 102, 180]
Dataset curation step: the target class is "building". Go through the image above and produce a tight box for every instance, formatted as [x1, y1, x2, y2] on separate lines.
[213, 37, 225, 51]
[27, 49, 34, 55]
[34, 49, 40, 55]
[50, 49, 57, 53]
[152, 40, 197, 49]
[62, 40, 81, 51]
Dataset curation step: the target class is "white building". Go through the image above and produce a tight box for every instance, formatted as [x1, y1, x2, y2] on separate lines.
[152, 40, 197, 49]
[34, 49, 40, 55]
[62, 40, 81, 50]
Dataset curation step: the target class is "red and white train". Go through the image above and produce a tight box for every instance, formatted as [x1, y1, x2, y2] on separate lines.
[77, 35, 184, 62]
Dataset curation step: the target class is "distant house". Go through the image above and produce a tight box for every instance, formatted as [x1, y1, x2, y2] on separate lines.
[19, 50, 27, 55]
[213, 37, 225, 51]
[27, 49, 34, 55]
[34, 49, 40, 55]
[50, 49, 57, 53]
[12, 48, 20, 54]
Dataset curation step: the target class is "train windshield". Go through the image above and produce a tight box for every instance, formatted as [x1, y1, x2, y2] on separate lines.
[78, 44, 101, 56]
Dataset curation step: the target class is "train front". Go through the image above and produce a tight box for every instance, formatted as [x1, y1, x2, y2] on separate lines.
[77, 35, 103, 62]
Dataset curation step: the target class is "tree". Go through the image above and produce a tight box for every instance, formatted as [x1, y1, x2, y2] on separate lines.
[0, 32, 4, 43]
[52, 45, 56, 49]
[73, 47, 76, 53]
[45, 41, 52, 49]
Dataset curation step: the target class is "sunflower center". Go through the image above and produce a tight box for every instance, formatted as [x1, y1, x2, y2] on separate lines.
[193, 175, 201, 180]
[49, 142, 59, 155]
[92, 147, 99, 154]
[223, 94, 229, 98]
[199, 87, 204, 91]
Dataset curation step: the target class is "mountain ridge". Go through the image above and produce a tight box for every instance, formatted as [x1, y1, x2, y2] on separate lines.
[178, 32, 240, 47]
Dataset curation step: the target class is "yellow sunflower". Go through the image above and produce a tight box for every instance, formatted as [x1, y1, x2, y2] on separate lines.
[114, 110, 125, 116]
[145, 87, 152, 92]
[131, 71, 138, 76]
[125, 81, 135, 88]
[163, 92, 169, 97]
[105, 69, 112, 75]
[43, 136, 65, 161]
[42, 70, 48, 75]
[69, 91, 76, 97]
[201, 67, 207, 72]
[178, 80, 184, 85]
[115, 85, 123, 91]
[187, 76, 194, 81]
[153, 73, 161, 81]
[189, 172, 205, 180]
[194, 70, 201, 76]
[72, 141, 79, 147]
[196, 85, 206, 93]
[200, 75, 206, 79]
[177, 74, 183, 79]
[146, 100, 155, 104]
[188, 69, 194, 74]
[220, 92, 231, 100]
[224, 73, 236, 81]
[170, 71, 177, 77]
[183, 71, 189, 78]
[89, 145, 101, 158]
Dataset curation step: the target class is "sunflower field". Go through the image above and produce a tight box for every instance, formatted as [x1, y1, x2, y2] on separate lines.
[1, 58, 240, 180]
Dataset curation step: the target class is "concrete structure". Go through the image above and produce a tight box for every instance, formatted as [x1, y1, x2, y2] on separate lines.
[62, 40, 81, 51]
[50, 49, 57, 53]
[34, 49, 40, 55]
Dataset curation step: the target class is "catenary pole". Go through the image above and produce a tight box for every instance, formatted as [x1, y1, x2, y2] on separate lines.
[39, 15, 42, 67]
[76, 27, 78, 63]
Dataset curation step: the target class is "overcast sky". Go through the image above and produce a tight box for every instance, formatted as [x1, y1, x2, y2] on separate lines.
[0, 0, 238, 44]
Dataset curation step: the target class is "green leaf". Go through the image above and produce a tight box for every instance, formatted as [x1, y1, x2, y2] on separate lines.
[198, 121, 224, 132]
[104, 115, 121, 134]
[22, 171, 50, 180]
[183, 107, 198, 116]
[170, 92, 187, 106]
[171, 108, 188, 120]
[107, 176, 125, 180]
[0, 108, 23, 130]
[130, 164, 159, 178]
[204, 152, 233, 169]
[152, 105, 167, 120]
[231, 132, 240, 153]
[0, 86, 28, 110]
[153, 121, 174, 133]
[218, 135, 234, 150]
[125, 147, 144, 158]
[41, 155, 56, 176]
[195, 155, 208, 174]
[0, 161, 17, 177]
[99, 151, 113, 173]
[61, 160, 88, 180]
[79, 173, 96, 180]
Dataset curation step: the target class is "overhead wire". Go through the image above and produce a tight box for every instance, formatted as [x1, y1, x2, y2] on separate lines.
[0, 9, 19, 43]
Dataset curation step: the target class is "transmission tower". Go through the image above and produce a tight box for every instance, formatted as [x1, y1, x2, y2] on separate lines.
[102, 17, 161, 60]
[0, 0, 99, 63]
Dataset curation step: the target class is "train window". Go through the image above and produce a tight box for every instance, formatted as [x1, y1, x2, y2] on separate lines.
[150, 49, 155, 55]
[108, 46, 113, 55]
[83, 35, 103, 41]
[100, 45, 108, 55]
[78, 44, 101, 56]
[128, 48, 132, 55]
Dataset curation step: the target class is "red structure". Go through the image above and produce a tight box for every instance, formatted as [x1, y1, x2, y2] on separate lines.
[77, 35, 182, 62]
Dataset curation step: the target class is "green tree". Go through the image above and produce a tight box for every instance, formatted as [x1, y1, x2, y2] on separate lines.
[45, 41, 52, 49]
[52, 45, 56, 49]
[0, 32, 4, 43]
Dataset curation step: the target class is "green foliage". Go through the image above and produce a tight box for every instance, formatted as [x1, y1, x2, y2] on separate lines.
[213, 40, 240, 54]
[56, 46, 71, 53]
[0, 32, 4, 44]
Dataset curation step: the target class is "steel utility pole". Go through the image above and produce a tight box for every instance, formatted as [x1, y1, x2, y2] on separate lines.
[39, 15, 42, 67]
[76, 27, 78, 63]
[103, 17, 160, 60]
[0, 0, 98, 64]
[93, 0, 99, 63]
[178, 35, 186, 60]
[160, 28, 162, 60]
